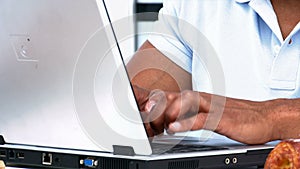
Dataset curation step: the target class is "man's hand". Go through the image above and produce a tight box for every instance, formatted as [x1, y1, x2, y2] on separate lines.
[132, 85, 156, 137]
[134, 85, 300, 144]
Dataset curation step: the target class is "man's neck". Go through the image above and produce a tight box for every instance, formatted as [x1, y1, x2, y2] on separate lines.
[271, 0, 300, 40]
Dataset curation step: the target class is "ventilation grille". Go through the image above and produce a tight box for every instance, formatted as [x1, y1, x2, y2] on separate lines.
[168, 160, 199, 169]
[99, 158, 130, 169]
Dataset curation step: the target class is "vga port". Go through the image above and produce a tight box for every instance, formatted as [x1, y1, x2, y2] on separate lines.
[80, 158, 98, 168]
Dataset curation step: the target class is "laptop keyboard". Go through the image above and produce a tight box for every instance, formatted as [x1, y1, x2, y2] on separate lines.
[151, 143, 227, 154]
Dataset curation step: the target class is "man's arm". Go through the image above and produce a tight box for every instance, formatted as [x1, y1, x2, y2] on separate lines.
[141, 89, 300, 144]
[268, 98, 300, 141]
[127, 40, 192, 92]
[210, 97, 300, 144]
[128, 41, 300, 144]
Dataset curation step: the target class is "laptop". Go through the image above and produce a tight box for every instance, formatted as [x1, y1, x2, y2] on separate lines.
[0, 0, 276, 168]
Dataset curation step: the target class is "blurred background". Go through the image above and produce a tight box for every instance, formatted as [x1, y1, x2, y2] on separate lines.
[106, 0, 162, 61]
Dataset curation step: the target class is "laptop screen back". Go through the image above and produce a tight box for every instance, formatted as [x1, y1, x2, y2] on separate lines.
[0, 0, 152, 155]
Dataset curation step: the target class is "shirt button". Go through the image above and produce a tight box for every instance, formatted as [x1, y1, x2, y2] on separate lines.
[274, 45, 281, 56]
[288, 38, 293, 45]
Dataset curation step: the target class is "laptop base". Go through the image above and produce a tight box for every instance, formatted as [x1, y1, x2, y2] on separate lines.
[0, 146, 271, 169]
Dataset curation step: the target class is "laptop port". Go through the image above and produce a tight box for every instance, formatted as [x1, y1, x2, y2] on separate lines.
[8, 150, 15, 159]
[16, 152, 25, 159]
[79, 158, 98, 168]
[0, 150, 6, 158]
[42, 153, 52, 165]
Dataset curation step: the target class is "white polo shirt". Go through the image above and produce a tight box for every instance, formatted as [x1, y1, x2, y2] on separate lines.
[148, 0, 300, 101]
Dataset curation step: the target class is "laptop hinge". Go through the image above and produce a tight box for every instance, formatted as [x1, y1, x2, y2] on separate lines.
[113, 145, 135, 156]
[0, 135, 5, 145]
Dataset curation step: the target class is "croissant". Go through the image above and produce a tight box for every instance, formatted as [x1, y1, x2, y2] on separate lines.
[264, 139, 300, 169]
[0, 160, 5, 169]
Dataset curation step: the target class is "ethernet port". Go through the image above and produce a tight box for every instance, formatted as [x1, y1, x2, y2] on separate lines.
[42, 153, 52, 165]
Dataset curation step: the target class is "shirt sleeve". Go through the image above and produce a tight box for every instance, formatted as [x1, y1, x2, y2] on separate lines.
[147, 0, 193, 73]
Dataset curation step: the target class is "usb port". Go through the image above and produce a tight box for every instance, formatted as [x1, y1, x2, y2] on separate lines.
[0, 150, 6, 158]
[16, 152, 25, 159]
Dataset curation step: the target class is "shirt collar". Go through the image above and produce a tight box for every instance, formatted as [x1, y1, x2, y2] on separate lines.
[235, 0, 251, 3]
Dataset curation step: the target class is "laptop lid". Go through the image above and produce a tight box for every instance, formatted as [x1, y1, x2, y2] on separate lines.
[0, 0, 152, 155]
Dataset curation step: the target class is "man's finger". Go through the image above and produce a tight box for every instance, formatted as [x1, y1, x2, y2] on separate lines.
[146, 90, 167, 135]
[167, 113, 207, 133]
[164, 91, 201, 129]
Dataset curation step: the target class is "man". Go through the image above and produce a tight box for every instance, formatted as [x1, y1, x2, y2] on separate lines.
[127, 0, 300, 144]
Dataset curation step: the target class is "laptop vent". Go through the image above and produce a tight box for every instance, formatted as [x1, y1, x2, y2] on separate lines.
[100, 158, 130, 169]
[168, 160, 199, 169]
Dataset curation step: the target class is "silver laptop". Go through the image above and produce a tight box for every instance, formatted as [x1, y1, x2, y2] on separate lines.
[0, 0, 276, 168]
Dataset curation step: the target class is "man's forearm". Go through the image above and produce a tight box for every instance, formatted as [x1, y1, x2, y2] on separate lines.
[268, 98, 300, 141]
[215, 96, 300, 144]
